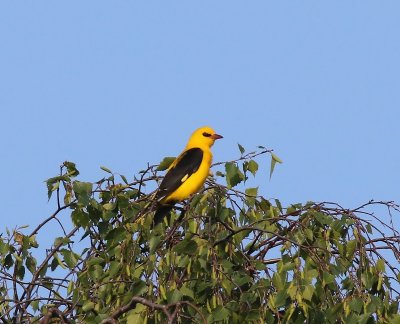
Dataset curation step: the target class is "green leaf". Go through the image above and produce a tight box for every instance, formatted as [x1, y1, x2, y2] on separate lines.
[168, 289, 183, 304]
[247, 160, 258, 176]
[274, 290, 288, 308]
[269, 152, 283, 179]
[117, 194, 129, 210]
[50, 256, 58, 271]
[54, 237, 72, 247]
[16, 264, 25, 280]
[132, 280, 147, 296]
[346, 239, 357, 259]
[60, 249, 79, 268]
[245, 187, 258, 206]
[4, 254, 14, 268]
[87, 257, 105, 266]
[245, 187, 258, 197]
[82, 301, 95, 312]
[38, 263, 47, 277]
[304, 269, 318, 282]
[172, 239, 198, 255]
[213, 306, 230, 321]
[217, 207, 232, 222]
[271, 152, 282, 164]
[180, 286, 195, 299]
[53, 252, 67, 270]
[314, 212, 332, 226]
[302, 285, 314, 301]
[225, 162, 245, 188]
[71, 209, 90, 228]
[272, 272, 286, 290]
[178, 255, 190, 268]
[108, 261, 121, 277]
[103, 202, 116, 211]
[376, 258, 385, 272]
[323, 272, 335, 286]
[100, 166, 112, 173]
[126, 312, 144, 323]
[0, 240, 9, 255]
[26, 256, 37, 274]
[31, 299, 39, 312]
[149, 235, 162, 254]
[89, 264, 103, 280]
[45, 175, 69, 200]
[238, 143, 245, 155]
[73, 181, 93, 205]
[244, 310, 261, 321]
[358, 314, 373, 324]
[67, 280, 74, 295]
[278, 260, 295, 272]
[120, 174, 129, 184]
[157, 157, 176, 171]
[126, 304, 146, 323]
[240, 291, 257, 304]
[105, 227, 127, 243]
[232, 274, 252, 286]
[275, 199, 283, 212]
[29, 235, 39, 248]
[349, 298, 363, 314]
[64, 161, 80, 177]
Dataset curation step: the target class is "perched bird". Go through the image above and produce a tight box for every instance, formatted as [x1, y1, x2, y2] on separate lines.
[153, 126, 223, 226]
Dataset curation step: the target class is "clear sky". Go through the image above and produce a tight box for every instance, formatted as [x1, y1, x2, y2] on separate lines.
[1, 2, 399, 239]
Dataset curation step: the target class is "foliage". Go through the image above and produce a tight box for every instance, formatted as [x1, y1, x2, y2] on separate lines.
[1, 147, 399, 323]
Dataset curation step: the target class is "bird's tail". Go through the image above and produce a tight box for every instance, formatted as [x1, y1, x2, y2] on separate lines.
[153, 205, 174, 227]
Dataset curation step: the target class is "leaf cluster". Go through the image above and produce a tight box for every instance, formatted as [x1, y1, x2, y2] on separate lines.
[0, 149, 399, 323]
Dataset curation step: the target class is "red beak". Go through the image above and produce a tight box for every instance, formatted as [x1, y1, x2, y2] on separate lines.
[211, 133, 223, 140]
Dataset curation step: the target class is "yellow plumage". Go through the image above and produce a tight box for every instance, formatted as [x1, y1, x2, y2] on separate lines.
[154, 126, 223, 225]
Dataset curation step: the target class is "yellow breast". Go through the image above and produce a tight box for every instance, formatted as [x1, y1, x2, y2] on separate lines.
[163, 150, 212, 203]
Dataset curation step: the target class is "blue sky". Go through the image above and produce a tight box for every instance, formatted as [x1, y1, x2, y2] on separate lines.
[1, 2, 399, 239]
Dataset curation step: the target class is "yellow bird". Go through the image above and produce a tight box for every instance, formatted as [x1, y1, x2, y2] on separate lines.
[154, 126, 223, 225]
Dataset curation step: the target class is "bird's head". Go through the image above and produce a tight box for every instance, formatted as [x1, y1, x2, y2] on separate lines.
[186, 126, 223, 148]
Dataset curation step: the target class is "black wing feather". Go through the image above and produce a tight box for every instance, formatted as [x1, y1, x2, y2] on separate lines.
[156, 147, 203, 202]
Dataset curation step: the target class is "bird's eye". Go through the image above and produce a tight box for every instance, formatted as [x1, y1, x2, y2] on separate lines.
[203, 132, 211, 137]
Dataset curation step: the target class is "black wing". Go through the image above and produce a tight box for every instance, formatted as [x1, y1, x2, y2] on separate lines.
[156, 147, 203, 202]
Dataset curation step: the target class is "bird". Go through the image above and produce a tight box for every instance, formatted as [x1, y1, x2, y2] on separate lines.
[153, 126, 223, 226]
